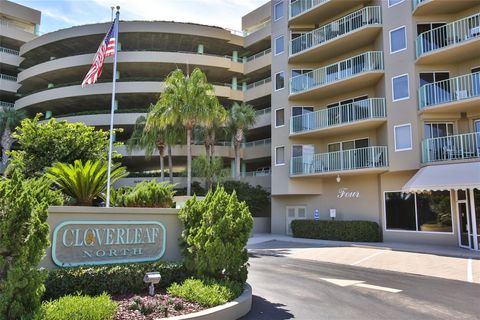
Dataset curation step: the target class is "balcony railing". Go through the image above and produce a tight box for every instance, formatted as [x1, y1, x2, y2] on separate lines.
[246, 48, 271, 62]
[243, 138, 271, 148]
[289, 51, 383, 94]
[243, 20, 271, 36]
[246, 77, 271, 90]
[290, 6, 381, 56]
[422, 132, 480, 163]
[0, 74, 17, 82]
[0, 101, 14, 108]
[419, 72, 480, 110]
[0, 46, 19, 56]
[0, 19, 36, 34]
[291, 146, 388, 175]
[412, 0, 426, 10]
[255, 107, 271, 116]
[290, 98, 386, 134]
[415, 13, 480, 58]
[289, 0, 328, 19]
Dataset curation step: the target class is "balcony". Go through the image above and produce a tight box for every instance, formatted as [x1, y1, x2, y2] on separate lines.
[415, 13, 480, 64]
[0, 101, 14, 108]
[289, 6, 382, 63]
[418, 72, 480, 113]
[290, 146, 388, 176]
[422, 132, 480, 164]
[412, 0, 479, 16]
[289, 51, 383, 100]
[290, 98, 386, 138]
[0, 74, 19, 93]
[289, 0, 370, 25]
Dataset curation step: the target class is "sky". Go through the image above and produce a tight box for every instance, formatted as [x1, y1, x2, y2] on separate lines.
[11, 0, 269, 34]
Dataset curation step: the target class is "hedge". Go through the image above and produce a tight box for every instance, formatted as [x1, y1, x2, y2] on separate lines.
[291, 220, 381, 242]
[43, 262, 187, 300]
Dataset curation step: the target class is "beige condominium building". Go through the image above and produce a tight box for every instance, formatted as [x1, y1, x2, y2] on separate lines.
[267, 0, 480, 250]
[4, 0, 480, 250]
[10, 0, 272, 192]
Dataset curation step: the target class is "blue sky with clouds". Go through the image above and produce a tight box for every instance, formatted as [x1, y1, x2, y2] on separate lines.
[12, 0, 268, 34]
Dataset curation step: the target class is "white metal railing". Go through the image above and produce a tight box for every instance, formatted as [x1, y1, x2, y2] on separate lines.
[290, 146, 388, 175]
[415, 13, 480, 58]
[419, 72, 480, 110]
[412, 0, 427, 10]
[246, 48, 272, 62]
[255, 107, 271, 117]
[422, 132, 480, 163]
[0, 19, 36, 34]
[246, 77, 271, 90]
[242, 169, 271, 177]
[243, 20, 271, 36]
[290, 51, 383, 94]
[290, 98, 386, 134]
[0, 46, 19, 56]
[289, 0, 328, 19]
[0, 101, 14, 108]
[0, 74, 17, 82]
[243, 138, 271, 148]
[290, 7, 382, 56]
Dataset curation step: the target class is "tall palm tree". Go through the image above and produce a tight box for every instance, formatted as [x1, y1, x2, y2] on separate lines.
[147, 68, 222, 196]
[196, 106, 226, 164]
[227, 102, 256, 180]
[0, 106, 26, 173]
[126, 114, 166, 181]
[164, 125, 185, 183]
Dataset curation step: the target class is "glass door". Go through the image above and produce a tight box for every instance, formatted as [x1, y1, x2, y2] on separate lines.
[457, 190, 478, 250]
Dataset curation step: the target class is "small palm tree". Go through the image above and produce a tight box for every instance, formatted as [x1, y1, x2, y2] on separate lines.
[127, 115, 167, 181]
[147, 68, 223, 196]
[46, 159, 127, 206]
[192, 155, 228, 190]
[227, 103, 256, 180]
[0, 106, 26, 173]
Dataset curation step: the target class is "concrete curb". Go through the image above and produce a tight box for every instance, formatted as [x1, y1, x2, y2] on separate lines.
[165, 283, 252, 320]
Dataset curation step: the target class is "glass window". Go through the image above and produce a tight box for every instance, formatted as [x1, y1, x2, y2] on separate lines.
[388, 0, 404, 7]
[275, 108, 285, 127]
[274, 1, 284, 21]
[394, 124, 412, 151]
[390, 26, 407, 53]
[392, 74, 409, 101]
[385, 192, 416, 231]
[275, 146, 285, 165]
[275, 36, 284, 55]
[275, 71, 285, 91]
[416, 191, 452, 232]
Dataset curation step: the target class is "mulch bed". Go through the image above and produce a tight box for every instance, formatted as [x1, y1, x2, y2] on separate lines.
[113, 293, 205, 320]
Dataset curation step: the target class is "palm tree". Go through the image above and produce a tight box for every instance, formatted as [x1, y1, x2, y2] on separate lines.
[147, 68, 222, 196]
[196, 106, 226, 164]
[127, 114, 166, 181]
[164, 125, 185, 183]
[0, 106, 26, 173]
[227, 102, 256, 180]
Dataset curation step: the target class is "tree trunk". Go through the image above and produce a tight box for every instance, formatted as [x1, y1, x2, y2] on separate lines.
[186, 127, 192, 196]
[168, 145, 173, 183]
[1, 126, 13, 175]
[210, 131, 216, 160]
[234, 129, 243, 180]
[158, 146, 165, 182]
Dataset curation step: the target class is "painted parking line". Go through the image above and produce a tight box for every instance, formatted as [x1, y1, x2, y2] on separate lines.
[355, 283, 402, 293]
[350, 250, 386, 266]
[320, 278, 402, 293]
[467, 258, 473, 283]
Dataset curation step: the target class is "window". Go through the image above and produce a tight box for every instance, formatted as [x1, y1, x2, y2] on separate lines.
[424, 122, 453, 139]
[392, 74, 409, 101]
[394, 124, 412, 151]
[389, 26, 407, 53]
[275, 146, 285, 165]
[275, 108, 285, 127]
[385, 191, 452, 233]
[274, 1, 284, 21]
[275, 36, 284, 55]
[275, 71, 285, 91]
[388, 0, 404, 7]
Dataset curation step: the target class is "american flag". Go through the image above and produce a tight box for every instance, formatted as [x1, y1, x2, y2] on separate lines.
[81, 19, 117, 87]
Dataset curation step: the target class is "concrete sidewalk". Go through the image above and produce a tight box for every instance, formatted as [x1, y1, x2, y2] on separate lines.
[248, 234, 480, 284]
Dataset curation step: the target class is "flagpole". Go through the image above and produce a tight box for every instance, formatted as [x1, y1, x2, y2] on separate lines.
[105, 6, 120, 208]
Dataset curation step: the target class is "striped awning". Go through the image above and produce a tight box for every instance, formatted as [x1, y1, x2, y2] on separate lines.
[403, 162, 480, 192]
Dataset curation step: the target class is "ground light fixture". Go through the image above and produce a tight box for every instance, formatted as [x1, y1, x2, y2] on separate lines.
[143, 272, 161, 296]
[336, 175, 341, 183]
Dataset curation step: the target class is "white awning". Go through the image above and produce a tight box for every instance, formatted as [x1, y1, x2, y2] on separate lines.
[403, 162, 480, 192]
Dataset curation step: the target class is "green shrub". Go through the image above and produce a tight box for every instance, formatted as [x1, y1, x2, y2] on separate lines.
[179, 187, 253, 283]
[112, 180, 175, 208]
[167, 278, 243, 307]
[175, 181, 206, 196]
[220, 181, 270, 217]
[0, 172, 64, 320]
[291, 220, 381, 242]
[43, 262, 187, 300]
[38, 293, 117, 320]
